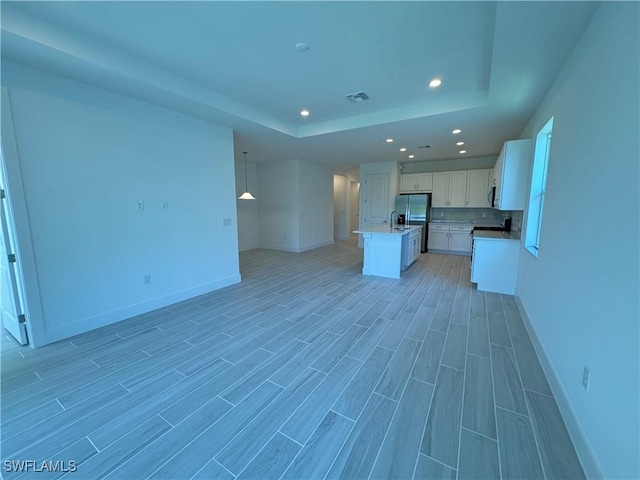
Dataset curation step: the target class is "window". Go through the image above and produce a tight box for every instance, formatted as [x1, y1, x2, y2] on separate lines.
[525, 117, 553, 257]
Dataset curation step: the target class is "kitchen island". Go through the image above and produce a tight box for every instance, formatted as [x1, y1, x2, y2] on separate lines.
[353, 225, 422, 279]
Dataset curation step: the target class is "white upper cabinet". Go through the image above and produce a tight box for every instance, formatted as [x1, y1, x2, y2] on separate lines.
[448, 171, 468, 207]
[406, 167, 497, 208]
[493, 139, 531, 210]
[416, 173, 433, 191]
[465, 169, 491, 207]
[432, 172, 450, 207]
[399, 173, 433, 193]
[432, 170, 469, 207]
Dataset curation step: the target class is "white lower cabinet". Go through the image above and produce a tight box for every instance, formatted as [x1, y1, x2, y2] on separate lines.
[471, 238, 520, 294]
[427, 230, 449, 251]
[449, 230, 473, 253]
[427, 224, 473, 255]
[402, 227, 422, 268]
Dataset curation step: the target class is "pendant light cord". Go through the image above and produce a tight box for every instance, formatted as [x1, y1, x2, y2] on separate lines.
[243, 151, 249, 191]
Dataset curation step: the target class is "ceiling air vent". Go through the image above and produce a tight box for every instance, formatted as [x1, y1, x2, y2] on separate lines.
[418, 145, 431, 149]
[345, 91, 369, 103]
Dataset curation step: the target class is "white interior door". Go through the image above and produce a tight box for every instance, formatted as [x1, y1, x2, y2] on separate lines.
[363, 173, 389, 226]
[0, 189, 27, 345]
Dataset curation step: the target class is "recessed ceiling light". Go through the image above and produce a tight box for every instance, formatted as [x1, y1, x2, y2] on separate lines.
[295, 42, 309, 52]
[300, 109, 310, 117]
[459, 150, 467, 154]
[456, 141, 465, 146]
[429, 78, 442, 88]
[408, 154, 415, 159]
[452, 129, 462, 134]
[386, 138, 394, 143]
[400, 147, 407, 152]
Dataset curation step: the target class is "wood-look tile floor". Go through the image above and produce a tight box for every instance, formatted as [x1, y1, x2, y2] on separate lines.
[1, 239, 585, 479]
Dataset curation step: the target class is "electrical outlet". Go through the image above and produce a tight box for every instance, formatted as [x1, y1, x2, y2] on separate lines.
[582, 366, 590, 391]
[137, 200, 144, 210]
[482, 212, 487, 217]
[223, 218, 232, 226]
[144, 274, 151, 285]
[440, 212, 444, 217]
[161, 201, 168, 211]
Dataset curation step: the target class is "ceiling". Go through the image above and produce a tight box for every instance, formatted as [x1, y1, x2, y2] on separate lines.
[1, 1, 599, 173]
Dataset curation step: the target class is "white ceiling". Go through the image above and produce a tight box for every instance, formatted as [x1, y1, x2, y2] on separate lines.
[1, 1, 599, 172]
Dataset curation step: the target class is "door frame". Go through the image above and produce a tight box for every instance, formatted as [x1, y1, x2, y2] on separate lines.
[0, 186, 28, 344]
[349, 181, 359, 233]
[1, 87, 46, 347]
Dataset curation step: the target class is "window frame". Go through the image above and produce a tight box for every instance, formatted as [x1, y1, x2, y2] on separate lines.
[525, 117, 554, 257]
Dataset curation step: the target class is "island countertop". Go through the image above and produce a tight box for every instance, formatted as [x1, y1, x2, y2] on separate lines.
[353, 225, 422, 236]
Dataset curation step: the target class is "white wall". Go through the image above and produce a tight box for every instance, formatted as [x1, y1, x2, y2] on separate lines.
[258, 159, 333, 253]
[298, 161, 334, 251]
[257, 159, 298, 251]
[235, 160, 259, 251]
[2, 60, 240, 346]
[516, 3, 639, 479]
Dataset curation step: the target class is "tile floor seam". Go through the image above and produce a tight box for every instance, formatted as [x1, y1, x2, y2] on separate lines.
[277, 430, 304, 448]
[1, 246, 582, 480]
[487, 311, 504, 480]
[461, 425, 498, 443]
[502, 310, 548, 480]
[85, 435, 101, 454]
[155, 384, 284, 479]
[413, 289, 453, 474]
[367, 358, 422, 480]
[523, 387, 554, 399]
[455, 300, 472, 475]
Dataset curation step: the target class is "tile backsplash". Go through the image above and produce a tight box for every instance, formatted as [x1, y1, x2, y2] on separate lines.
[431, 208, 523, 231]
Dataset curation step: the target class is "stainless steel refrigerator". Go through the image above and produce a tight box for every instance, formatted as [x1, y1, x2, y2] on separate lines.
[395, 194, 431, 253]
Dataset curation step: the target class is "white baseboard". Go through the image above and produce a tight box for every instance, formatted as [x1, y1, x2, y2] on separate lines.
[259, 243, 300, 253]
[515, 296, 604, 480]
[44, 275, 241, 345]
[260, 240, 334, 253]
[297, 240, 334, 252]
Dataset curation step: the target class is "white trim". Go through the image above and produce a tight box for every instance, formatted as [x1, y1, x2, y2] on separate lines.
[44, 275, 241, 344]
[515, 295, 605, 480]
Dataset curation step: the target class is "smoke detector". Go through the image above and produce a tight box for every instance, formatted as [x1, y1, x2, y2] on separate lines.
[345, 91, 369, 103]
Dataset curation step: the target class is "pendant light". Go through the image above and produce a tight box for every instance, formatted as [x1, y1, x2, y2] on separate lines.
[238, 151, 256, 200]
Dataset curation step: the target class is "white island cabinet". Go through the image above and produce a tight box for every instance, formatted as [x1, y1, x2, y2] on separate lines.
[354, 226, 422, 279]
